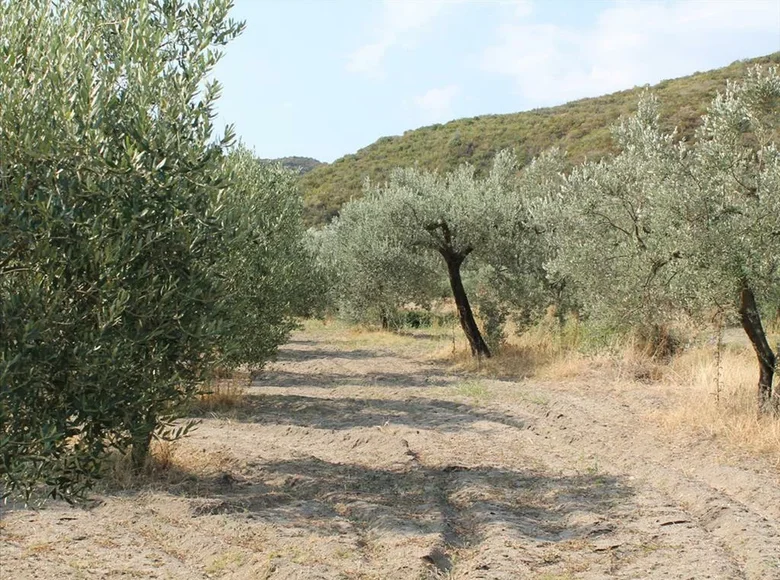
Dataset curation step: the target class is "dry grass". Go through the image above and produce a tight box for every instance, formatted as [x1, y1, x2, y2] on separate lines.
[432, 316, 610, 382]
[438, 341, 598, 382]
[190, 372, 250, 414]
[101, 373, 252, 492]
[658, 345, 780, 463]
[101, 440, 189, 491]
[102, 437, 242, 493]
[100, 367, 260, 490]
[434, 316, 779, 463]
[436, 338, 662, 386]
[303, 317, 452, 352]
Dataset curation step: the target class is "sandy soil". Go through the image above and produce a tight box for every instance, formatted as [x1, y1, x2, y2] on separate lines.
[2, 324, 779, 579]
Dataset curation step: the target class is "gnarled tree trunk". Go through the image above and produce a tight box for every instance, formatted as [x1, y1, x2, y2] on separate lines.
[425, 218, 491, 358]
[443, 252, 491, 358]
[739, 285, 777, 413]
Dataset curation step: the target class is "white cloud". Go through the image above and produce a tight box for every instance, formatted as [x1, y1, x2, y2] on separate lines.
[346, 0, 458, 78]
[480, 0, 780, 105]
[513, 0, 533, 18]
[347, 41, 394, 78]
[413, 84, 461, 122]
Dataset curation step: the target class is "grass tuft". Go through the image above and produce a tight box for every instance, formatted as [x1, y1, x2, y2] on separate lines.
[102, 440, 192, 491]
[456, 379, 493, 402]
[190, 372, 250, 414]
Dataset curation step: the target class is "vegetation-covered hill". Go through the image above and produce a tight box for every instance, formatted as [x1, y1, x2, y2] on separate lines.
[264, 156, 324, 175]
[301, 53, 780, 225]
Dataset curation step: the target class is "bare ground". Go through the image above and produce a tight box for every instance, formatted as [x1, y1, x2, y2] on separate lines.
[2, 323, 779, 579]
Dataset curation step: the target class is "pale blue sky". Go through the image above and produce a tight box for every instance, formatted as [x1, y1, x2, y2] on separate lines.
[213, 0, 780, 163]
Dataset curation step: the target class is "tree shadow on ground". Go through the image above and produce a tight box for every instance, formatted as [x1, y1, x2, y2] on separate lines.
[393, 330, 452, 341]
[38, 448, 633, 563]
[173, 457, 633, 551]
[251, 367, 458, 389]
[274, 347, 390, 363]
[198, 393, 529, 431]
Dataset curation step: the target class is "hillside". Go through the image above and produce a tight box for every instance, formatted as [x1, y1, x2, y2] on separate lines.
[301, 53, 780, 225]
[264, 156, 324, 175]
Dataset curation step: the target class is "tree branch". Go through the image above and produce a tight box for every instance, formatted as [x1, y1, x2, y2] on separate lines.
[642, 251, 681, 289]
[589, 210, 634, 243]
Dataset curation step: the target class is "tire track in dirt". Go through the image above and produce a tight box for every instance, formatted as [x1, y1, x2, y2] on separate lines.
[514, 386, 780, 579]
[237, 331, 775, 578]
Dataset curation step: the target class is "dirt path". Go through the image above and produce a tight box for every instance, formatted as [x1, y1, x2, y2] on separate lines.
[2, 324, 779, 579]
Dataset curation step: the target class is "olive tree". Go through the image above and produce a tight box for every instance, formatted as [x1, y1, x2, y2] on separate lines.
[486, 149, 571, 330]
[215, 147, 319, 367]
[543, 67, 780, 411]
[540, 95, 687, 328]
[315, 196, 442, 328]
[0, 0, 243, 500]
[332, 151, 546, 357]
[681, 66, 780, 410]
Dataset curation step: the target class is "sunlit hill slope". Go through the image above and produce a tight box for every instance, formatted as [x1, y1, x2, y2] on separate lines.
[301, 53, 780, 225]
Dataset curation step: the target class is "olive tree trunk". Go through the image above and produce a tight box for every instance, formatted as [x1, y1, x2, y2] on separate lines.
[380, 309, 390, 330]
[739, 285, 778, 413]
[443, 252, 491, 358]
[130, 416, 157, 471]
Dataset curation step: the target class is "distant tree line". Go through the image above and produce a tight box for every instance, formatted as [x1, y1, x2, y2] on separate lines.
[263, 156, 325, 175]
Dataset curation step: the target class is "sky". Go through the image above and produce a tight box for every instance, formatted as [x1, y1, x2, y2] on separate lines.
[212, 0, 780, 163]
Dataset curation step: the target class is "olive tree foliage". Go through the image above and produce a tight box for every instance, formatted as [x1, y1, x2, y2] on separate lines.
[326, 151, 547, 357]
[484, 149, 571, 332]
[682, 66, 780, 411]
[311, 193, 442, 328]
[541, 67, 780, 411]
[215, 147, 319, 367]
[539, 95, 688, 327]
[0, 0, 243, 501]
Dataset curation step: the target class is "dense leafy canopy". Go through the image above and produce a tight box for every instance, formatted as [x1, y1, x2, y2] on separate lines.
[216, 146, 319, 367]
[543, 68, 779, 323]
[539, 95, 689, 325]
[312, 205, 441, 327]
[322, 65, 778, 409]
[316, 151, 550, 355]
[0, 0, 315, 501]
